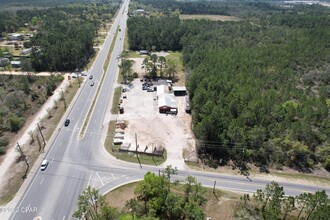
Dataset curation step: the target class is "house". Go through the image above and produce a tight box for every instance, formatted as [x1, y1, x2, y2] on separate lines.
[158, 93, 177, 114]
[139, 50, 149, 55]
[135, 9, 145, 16]
[11, 60, 21, 68]
[0, 58, 10, 67]
[173, 86, 187, 96]
[9, 33, 22, 41]
[20, 48, 32, 55]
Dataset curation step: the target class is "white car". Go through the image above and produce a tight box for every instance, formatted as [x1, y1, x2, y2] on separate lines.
[40, 159, 49, 171]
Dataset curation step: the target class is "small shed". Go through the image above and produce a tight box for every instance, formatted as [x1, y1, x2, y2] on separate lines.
[139, 50, 149, 55]
[20, 48, 32, 55]
[173, 86, 187, 96]
[11, 61, 21, 68]
[114, 133, 125, 139]
[115, 128, 125, 134]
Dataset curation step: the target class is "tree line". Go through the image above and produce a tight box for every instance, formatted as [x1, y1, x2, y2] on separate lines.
[237, 181, 330, 219]
[127, 0, 330, 171]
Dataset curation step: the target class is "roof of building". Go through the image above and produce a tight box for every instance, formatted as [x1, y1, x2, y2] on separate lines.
[158, 93, 177, 108]
[172, 86, 187, 91]
[11, 61, 21, 65]
[139, 50, 149, 54]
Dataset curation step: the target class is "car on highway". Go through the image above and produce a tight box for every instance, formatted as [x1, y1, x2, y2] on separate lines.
[89, 75, 93, 79]
[40, 159, 49, 171]
[90, 81, 95, 86]
[64, 119, 70, 127]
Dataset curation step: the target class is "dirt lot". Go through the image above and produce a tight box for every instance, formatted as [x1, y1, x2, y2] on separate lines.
[180, 14, 240, 21]
[116, 55, 196, 169]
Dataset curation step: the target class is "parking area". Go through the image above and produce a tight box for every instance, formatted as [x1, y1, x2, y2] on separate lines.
[116, 78, 196, 169]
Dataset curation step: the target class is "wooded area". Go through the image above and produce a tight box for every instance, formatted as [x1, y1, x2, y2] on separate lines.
[0, 0, 120, 71]
[0, 74, 63, 155]
[127, 0, 330, 171]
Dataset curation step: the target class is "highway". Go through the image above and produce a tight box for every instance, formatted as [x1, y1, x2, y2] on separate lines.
[9, 0, 330, 219]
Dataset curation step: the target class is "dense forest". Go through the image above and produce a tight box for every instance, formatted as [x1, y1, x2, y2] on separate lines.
[0, 0, 120, 71]
[127, 0, 330, 171]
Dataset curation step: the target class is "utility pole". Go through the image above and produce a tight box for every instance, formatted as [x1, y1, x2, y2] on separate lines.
[61, 89, 67, 110]
[17, 142, 29, 169]
[37, 123, 46, 150]
[213, 180, 216, 194]
[135, 133, 142, 168]
[77, 75, 81, 88]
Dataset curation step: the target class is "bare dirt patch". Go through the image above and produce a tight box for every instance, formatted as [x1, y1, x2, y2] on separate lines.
[180, 14, 240, 21]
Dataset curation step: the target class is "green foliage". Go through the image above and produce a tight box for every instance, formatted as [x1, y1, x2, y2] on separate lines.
[9, 113, 25, 132]
[73, 186, 119, 220]
[125, 166, 207, 219]
[0, 74, 63, 154]
[120, 59, 134, 84]
[127, 16, 183, 51]
[128, 1, 330, 171]
[0, 2, 119, 71]
[237, 181, 330, 219]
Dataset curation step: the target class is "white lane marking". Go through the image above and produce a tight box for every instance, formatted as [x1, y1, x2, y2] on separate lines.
[51, 158, 54, 163]
[60, 142, 62, 146]
[87, 170, 93, 186]
[96, 172, 104, 185]
[40, 178, 44, 185]
[63, 215, 65, 220]
[111, 173, 115, 180]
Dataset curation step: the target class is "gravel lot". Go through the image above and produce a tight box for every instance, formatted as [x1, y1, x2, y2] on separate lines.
[117, 78, 196, 169]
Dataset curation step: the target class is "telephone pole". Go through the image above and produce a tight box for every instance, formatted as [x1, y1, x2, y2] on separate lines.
[17, 142, 29, 169]
[37, 123, 46, 150]
[135, 133, 142, 168]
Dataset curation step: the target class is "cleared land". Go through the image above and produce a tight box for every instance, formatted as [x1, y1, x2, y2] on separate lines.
[180, 14, 240, 21]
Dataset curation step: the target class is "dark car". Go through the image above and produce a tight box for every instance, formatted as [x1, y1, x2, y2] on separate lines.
[64, 119, 70, 127]
[89, 75, 93, 80]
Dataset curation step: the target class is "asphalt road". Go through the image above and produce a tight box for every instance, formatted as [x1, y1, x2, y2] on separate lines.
[8, 0, 330, 219]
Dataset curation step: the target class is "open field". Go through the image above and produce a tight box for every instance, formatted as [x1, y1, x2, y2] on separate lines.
[180, 14, 240, 21]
